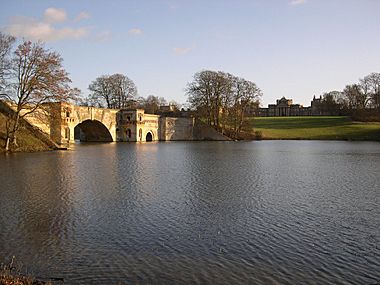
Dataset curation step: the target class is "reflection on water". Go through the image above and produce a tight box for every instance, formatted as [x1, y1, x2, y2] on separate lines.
[0, 141, 379, 284]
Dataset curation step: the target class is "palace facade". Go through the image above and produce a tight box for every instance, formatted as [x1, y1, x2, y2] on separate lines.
[259, 96, 322, 117]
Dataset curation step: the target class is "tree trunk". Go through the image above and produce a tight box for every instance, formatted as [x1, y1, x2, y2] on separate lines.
[5, 137, 10, 152]
[4, 116, 13, 152]
[238, 110, 245, 135]
[4, 112, 20, 152]
[13, 112, 20, 145]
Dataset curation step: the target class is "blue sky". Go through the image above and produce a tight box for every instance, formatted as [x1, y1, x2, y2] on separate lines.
[1, 0, 379, 106]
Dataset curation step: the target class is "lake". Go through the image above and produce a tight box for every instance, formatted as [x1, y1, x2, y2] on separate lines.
[0, 141, 379, 284]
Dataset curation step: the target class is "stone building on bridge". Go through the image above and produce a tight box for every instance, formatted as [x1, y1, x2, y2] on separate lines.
[46, 103, 197, 145]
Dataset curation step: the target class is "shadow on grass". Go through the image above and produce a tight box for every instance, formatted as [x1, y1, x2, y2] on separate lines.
[246, 116, 380, 141]
[307, 127, 380, 141]
[252, 116, 351, 129]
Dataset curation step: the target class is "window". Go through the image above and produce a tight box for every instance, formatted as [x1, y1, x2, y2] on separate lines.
[65, 127, 70, 139]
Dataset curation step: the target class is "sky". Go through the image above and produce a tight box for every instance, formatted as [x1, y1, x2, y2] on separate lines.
[0, 0, 379, 107]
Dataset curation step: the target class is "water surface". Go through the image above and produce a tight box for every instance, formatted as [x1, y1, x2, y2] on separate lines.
[0, 141, 379, 284]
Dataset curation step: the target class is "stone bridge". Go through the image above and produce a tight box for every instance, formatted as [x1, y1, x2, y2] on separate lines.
[26, 102, 199, 145]
[52, 102, 119, 144]
[6, 101, 229, 146]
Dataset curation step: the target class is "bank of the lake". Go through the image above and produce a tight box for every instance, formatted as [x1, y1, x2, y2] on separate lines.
[250, 116, 380, 141]
[0, 106, 58, 153]
[2, 113, 380, 154]
[0, 273, 53, 285]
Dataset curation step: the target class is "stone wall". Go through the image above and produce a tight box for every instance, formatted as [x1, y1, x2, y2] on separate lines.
[159, 117, 195, 141]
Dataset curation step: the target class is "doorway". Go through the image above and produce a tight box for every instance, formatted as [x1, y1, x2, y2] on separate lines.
[146, 132, 153, 142]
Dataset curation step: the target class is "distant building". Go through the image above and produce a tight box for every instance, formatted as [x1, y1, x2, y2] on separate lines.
[157, 103, 191, 118]
[310, 96, 322, 115]
[259, 96, 322, 117]
[159, 104, 176, 112]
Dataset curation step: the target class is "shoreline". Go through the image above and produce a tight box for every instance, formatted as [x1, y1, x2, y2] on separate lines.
[2, 138, 380, 154]
[2, 115, 380, 153]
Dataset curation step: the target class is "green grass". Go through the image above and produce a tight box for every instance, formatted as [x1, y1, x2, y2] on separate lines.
[0, 112, 53, 152]
[248, 116, 380, 141]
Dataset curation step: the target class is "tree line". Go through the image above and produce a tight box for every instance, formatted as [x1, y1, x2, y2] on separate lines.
[82, 75, 181, 113]
[186, 70, 261, 138]
[315, 73, 380, 118]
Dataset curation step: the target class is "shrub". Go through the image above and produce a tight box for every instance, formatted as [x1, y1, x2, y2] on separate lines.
[254, 130, 263, 140]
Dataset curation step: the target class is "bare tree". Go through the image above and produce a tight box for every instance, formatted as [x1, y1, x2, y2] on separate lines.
[343, 84, 367, 110]
[88, 75, 113, 108]
[0, 32, 15, 91]
[88, 74, 137, 109]
[134, 96, 147, 109]
[144, 95, 160, 113]
[230, 77, 261, 137]
[187, 71, 212, 125]
[109, 73, 137, 109]
[1, 40, 72, 151]
[320, 91, 343, 115]
[187, 70, 229, 129]
[362, 72, 380, 110]
[187, 70, 261, 137]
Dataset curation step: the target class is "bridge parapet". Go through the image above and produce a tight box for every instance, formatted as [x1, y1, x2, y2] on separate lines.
[2, 101, 224, 145]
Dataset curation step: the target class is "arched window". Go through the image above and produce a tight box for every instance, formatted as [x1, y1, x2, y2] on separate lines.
[126, 129, 131, 138]
[65, 127, 70, 139]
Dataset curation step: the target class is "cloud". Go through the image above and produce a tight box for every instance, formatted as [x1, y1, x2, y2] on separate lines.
[128, 28, 143, 35]
[95, 30, 112, 42]
[173, 47, 192, 55]
[75, 11, 90, 22]
[4, 15, 88, 41]
[3, 8, 91, 42]
[43, 7, 67, 23]
[289, 0, 306, 5]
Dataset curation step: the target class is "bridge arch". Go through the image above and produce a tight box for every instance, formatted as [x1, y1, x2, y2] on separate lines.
[74, 120, 113, 142]
[146, 131, 153, 142]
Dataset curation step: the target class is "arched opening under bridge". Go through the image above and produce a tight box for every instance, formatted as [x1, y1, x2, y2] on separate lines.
[74, 120, 113, 142]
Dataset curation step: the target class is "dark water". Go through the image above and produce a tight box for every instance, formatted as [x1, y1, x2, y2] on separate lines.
[0, 141, 379, 285]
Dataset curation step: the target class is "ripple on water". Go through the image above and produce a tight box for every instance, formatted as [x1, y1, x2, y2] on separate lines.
[0, 141, 379, 284]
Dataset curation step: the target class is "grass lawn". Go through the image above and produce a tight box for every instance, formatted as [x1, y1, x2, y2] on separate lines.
[248, 116, 380, 141]
[0, 112, 53, 152]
